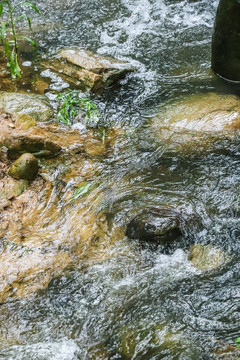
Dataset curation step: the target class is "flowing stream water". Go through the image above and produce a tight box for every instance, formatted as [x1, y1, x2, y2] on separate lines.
[1, 0, 240, 359]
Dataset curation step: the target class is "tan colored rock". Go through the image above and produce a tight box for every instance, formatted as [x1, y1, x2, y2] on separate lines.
[0, 177, 28, 200]
[0, 198, 11, 210]
[34, 79, 50, 95]
[0, 250, 72, 302]
[151, 92, 240, 153]
[41, 48, 134, 93]
[189, 244, 231, 271]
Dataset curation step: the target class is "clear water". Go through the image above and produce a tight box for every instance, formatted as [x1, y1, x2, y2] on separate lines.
[1, 0, 240, 359]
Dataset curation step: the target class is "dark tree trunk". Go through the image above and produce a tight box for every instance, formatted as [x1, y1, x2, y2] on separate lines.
[211, 0, 240, 81]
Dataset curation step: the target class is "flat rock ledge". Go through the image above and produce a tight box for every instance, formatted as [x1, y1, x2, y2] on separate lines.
[41, 48, 134, 93]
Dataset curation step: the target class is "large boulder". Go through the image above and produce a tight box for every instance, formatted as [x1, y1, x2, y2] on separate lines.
[151, 92, 240, 153]
[8, 153, 39, 181]
[212, 0, 240, 81]
[126, 208, 183, 244]
[0, 92, 54, 122]
[41, 48, 134, 93]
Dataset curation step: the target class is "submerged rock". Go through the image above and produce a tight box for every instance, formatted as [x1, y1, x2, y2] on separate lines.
[41, 48, 134, 93]
[118, 322, 194, 359]
[0, 117, 125, 302]
[0, 176, 28, 210]
[4, 134, 61, 159]
[0, 92, 54, 122]
[212, 0, 240, 81]
[189, 244, 231, 271]
[0, 177, 28, 200]
[8, 153, 39, 181]
[151, 92, 240, 153]
[126, 208, 183, 244]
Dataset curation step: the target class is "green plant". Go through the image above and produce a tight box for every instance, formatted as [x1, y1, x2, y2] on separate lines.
[72, 183, 92, 201]
[57, 90, 80, 126]
[80, 95, 101, 126]
[57, 89, 101, 127]
[235, 337, 240, 348]
[0, 0, 40, 79]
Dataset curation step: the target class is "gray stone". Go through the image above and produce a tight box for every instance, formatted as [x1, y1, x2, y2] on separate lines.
[0, 92, 54, 122]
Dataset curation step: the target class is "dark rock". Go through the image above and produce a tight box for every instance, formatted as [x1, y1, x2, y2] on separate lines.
[126, 208, 183, 244]
[8, 153, 39, 180]
[212, 0, 240, 81]
[4, 134, 61, 159]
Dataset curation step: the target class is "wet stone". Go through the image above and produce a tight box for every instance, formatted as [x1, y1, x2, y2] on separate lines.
[126, 208, 183, 245]
[8, 153, 39, 181]
[41, 48, 134, 93]
[151, 92, 240, 154]
[4, 134, 61, 159]
[0, 178, 28, 200]
[0, 92, 54, 122]
[15, 113, 36, 130]
[189, 244, 231, 271]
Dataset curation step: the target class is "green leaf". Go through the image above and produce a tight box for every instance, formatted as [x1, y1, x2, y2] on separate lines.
[72, 183, 92, 201]
[14, 54, 22, 78]
[0, 22, 6, 44]
[5, 41, 9, 56]
[0, 2, 3, 16]
[26, 15, 32, 30]
[235, 337, 240, 344]
[14, 2, 41, 15]
[9, 48, 15, 78]
[0, 0, 7, 16]
[14, 14, 26, 25]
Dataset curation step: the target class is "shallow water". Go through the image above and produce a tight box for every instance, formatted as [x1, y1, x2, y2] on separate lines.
[1, 0, 240, 359]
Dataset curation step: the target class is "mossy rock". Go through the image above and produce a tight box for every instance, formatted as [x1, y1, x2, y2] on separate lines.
[15, 113, 36, 130]
[8, 153, 39, 181]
